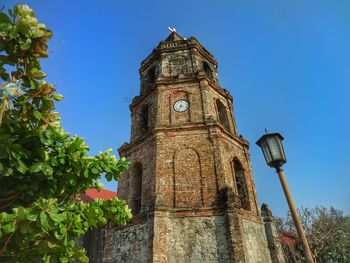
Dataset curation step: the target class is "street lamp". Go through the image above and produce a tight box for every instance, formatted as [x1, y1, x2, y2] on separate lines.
[256, 132, 315, 263]
[256, 133, 286, 169]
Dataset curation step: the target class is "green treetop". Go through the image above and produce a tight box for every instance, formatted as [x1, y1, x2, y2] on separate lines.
[0, 4, 131, 262]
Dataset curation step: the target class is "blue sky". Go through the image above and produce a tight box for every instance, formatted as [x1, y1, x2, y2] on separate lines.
[6, 0, 350, 216]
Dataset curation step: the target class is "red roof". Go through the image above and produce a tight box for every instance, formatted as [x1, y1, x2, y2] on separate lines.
[280, 232, 297, 247]
[80, 188, 117, 202]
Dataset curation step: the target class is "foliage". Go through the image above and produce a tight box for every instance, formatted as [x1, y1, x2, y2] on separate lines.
[0, 4, 131, 262]
[276, 206, 350, 263]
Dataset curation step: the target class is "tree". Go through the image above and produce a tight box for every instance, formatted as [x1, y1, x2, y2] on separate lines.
[276, 206, 350, 263]
[0, 4, 132, 262]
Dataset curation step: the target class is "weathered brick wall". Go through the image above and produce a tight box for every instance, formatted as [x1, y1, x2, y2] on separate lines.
[158, 82, 203, 126]
[155, 130, 218, 208]
[205, 84, 237, 133]
[118, 135, 157, 214]
[220, 136, 260, 215]
[130, 92, 158, 142]
[161, 50, 196, 77]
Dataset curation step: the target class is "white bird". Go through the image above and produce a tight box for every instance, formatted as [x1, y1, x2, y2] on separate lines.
[168, 27, 176, 32]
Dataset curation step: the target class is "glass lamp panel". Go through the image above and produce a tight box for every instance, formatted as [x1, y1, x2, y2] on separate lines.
[266, 136, 283, 161]
[277, 138, 286, 161]
[260, 140, 273, 164]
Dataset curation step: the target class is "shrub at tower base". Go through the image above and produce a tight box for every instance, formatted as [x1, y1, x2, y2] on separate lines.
[276, 206, 350, 263]
[0, 4, 132, 262]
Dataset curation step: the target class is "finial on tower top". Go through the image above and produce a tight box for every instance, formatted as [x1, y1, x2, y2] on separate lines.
[167, 27, 176, 33]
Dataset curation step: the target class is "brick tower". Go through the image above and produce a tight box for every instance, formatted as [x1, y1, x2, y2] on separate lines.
[91, 32, 284, 263]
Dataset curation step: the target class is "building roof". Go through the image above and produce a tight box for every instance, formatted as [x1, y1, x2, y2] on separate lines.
[164, 31, 184, 41]
[80, 188, 117, 202]
[280, 232, 298, 247]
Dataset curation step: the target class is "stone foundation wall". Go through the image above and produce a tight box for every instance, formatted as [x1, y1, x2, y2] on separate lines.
[102, 223, 150, 263]
[242, 218, 272, 263]
[165, 216, 231, 263]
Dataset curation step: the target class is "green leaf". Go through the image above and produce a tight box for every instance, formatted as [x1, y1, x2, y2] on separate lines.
[54, 228, 65, 240]
[48, 212, 66, 223]
[30, 68, 46, 79]
[40, 211, 49, 230]
[72, 152, 80, 162]
[42, 164, 53, 176]
[11, 148, 21, 160]
[26, 212, 37, 222]
[33, 110, 42, 120]
[50, 158, 59, 167]
[83, 168, 89, 178]
[16, 20, 32, 37]
[44, 150, 49, 161]
[17, 159, 28, 174]
[17, 207, 27, 220]
[30, 162, 44, 173]
[69, 178, 76, 185]
[0, 13, 12, 24]
[20, 38, 32, 50]
[0, 212, 13, 222]
[32, 28, 46, 38]
[4, 167, 13, 177]
[91, 168, 99, 174]
[53, 94, 63, 101]
[3, 223, 16, 233]
[76, 249, 89, 263]
[47, 241, 57, 249]
[59, 256, 68, 263]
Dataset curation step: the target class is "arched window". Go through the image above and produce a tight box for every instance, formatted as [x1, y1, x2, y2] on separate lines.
[132, 163, 142, 215]
[233, 160, 250, 210]
[216, 100, 230, 131]
[203, 61, 213, 80]
[141, 105, 149, 132]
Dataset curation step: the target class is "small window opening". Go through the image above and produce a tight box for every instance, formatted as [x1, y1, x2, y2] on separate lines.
[203, 61, 213, 80]
[233, 160, 250, 210]
[216, 100, 230, 131]
[148, 67, 156, 83]
[141, 105, 149, 131]
[141, 67, 156, 93]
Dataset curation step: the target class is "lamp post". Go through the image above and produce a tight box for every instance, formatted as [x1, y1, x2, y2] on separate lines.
[256, 132, 314, 263]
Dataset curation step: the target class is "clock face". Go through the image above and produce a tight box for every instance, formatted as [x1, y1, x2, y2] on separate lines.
[173, 99, 189, 112]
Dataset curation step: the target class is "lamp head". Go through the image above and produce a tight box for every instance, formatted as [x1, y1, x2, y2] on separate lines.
[256, 132, 287, 169]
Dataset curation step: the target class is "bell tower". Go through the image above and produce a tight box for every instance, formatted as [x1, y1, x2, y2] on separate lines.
[111, 31, 283, 263]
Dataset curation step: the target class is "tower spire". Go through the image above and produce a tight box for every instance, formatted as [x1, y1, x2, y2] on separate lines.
[164, 29, 184, 41]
